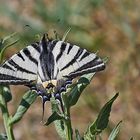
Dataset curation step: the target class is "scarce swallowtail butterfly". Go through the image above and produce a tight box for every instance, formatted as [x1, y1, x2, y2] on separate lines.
[0, 34, 105, 115]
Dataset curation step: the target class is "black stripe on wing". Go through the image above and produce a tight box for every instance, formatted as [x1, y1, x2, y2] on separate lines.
[8, 59, 36, 74]
[31, 42, 40, 53]
[50, 40, 59, 51]
[0, 73, 32, 85]
[23, 48, 38, 65]
[60, 47, 84, 71]
[67, 44, 73, 54]
[17, 52, 25, 61]
[64, 57, 105, 79]
[56, 42, 67, 62]
[79, 51, 90, 61]
[66, 63, 105, 79]
[76, 56, 100, 71]
[2, 63, 15, 71]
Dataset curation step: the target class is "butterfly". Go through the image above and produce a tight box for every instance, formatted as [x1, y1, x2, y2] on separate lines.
[0, 34, 105, 116]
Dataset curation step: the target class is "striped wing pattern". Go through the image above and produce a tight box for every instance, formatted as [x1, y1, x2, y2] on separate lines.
[0, 35, 105, 119]
[0, 35, 105, 86]
[52, 41, 105, 80]
[0, 43, 40, 84]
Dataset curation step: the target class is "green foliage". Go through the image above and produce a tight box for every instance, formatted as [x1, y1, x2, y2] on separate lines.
[68, 73, 94, 106]
[75, 129, 83, 140]
[0, 34, 21, 140]
[0, 134, 7, 140]
[45, 111, 64, 126]
[0, 32, 19, 63]
[108, 121, 122, 140]
[43, 74, 119, 140]
[62, 27, 71, 42]
[10, 91, 37, 124]
[48, 97, 66, 139]
[84, 93, 119, 139]
[44, 97, 64, 126]
[2, 86, 12, 103]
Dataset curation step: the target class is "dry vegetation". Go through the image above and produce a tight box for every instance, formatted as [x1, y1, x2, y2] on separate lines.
[0, 0, 140, 139]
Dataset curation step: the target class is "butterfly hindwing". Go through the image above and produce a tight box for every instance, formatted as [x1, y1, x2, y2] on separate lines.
[0, 43, 40, 85]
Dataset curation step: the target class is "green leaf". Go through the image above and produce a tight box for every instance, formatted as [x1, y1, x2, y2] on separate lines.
[84, 93, 119, 139]
[10, 91, 37, 124]
[0, 32, 19, 63]
[49, 97, 66, 139]
[129, 137, 133, 140]
[68, 73, 95, 106]
[50, 97, 61, 113]
[75, 129, 83, 140]
[0, 39, 19, 63]
[1, 32, 17, 44]
[44, 111, 64, 126]
[0, 134, 7, 140]
[2, 86, 12, 103]
[108, 121, 122, 140]
[0, 39, 2, 49]
[62, 27, 71, 42]
[103, 56, 109, 64]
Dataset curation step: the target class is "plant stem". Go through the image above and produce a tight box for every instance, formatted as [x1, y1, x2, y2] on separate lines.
[62, 93, 73, 140]
[0, 88, 15, 140]
[65, 110, 73, 140]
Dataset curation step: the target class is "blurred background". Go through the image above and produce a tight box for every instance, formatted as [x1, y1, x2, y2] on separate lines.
[0, 0, 140, 139]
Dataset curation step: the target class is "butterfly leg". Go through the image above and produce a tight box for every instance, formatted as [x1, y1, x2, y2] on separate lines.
[26, 84, 51, 120]
[54, 79, 72, 112]
[37, 90, 52, 121]
[54, 93, 64, 113]
[41, 93, 51, 121]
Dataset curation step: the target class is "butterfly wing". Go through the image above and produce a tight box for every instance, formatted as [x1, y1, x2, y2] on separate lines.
[52, 41, 105, 80]
[0, 43, 40, 85]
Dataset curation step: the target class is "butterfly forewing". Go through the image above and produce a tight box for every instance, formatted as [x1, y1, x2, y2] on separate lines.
[0, 43, 40, 84]
[52, 41, 105, 79]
